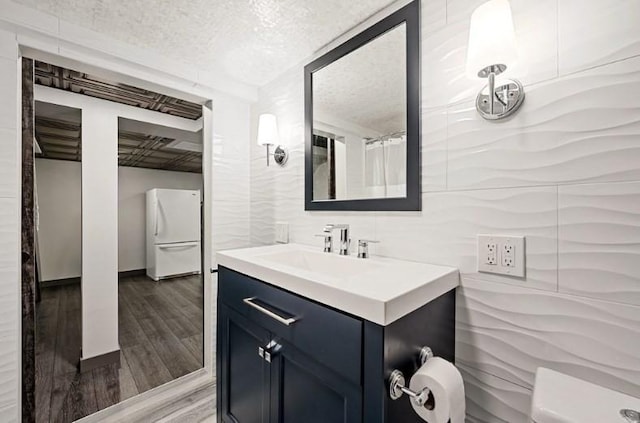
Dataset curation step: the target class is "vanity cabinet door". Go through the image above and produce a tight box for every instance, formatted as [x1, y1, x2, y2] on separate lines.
[269, 339, 362, 423]
[218, 303, 272, 423]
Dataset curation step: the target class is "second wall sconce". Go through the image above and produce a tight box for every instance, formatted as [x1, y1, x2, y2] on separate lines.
[466, 0, 525, 120]
[257, 113, 288, 166]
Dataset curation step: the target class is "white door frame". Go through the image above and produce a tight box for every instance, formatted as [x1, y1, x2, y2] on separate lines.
[23, 49, 217, 423]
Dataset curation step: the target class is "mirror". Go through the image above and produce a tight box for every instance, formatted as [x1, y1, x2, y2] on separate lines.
[305, 0, 420, 211]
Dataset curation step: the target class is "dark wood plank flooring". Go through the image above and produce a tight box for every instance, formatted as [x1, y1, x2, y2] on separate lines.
[35, 274, 204, 423]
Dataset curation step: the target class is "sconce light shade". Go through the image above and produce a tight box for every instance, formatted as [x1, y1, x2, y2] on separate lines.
[257, 113, 288, 166]
[466, 0, 519, 79]
[465, 0, 524, 120]
[257, 113, 280, 146]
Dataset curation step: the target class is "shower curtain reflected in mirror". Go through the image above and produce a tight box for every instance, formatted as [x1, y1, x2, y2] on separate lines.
[365, 134, 407, 198]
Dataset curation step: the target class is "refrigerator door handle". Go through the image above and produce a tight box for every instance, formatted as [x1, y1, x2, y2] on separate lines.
[154, 201, 160, 236]
[158, 242, 199, 249]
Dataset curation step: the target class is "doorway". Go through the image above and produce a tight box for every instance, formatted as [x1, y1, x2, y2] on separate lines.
[24, 59, 208, 422]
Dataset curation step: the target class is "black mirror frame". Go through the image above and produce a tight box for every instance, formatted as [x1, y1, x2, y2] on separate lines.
[304, 0, 421, 211]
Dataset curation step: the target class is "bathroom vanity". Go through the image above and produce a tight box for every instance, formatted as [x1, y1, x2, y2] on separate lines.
[216, 244, 459, 423]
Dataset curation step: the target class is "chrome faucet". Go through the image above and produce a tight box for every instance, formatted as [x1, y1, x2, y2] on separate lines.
[315, 230, 333, 253]
[323, 224, 350, 255]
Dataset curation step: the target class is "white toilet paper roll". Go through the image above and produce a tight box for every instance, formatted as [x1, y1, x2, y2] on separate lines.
[408, 357, 466, 423]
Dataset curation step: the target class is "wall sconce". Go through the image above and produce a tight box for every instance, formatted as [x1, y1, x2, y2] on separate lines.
[257, 113, 288, 166]
[466, 0, 524, 120]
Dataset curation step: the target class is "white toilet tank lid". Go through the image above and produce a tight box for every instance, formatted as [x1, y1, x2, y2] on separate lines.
[531, 368, 640, 423]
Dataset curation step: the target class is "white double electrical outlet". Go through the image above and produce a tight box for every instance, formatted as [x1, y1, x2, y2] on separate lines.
[477, 235, 525, 277]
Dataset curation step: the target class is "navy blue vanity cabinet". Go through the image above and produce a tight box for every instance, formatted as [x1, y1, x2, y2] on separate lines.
[217, 266, 455, 423]
[268, 338, 362, 423]
[362, 291, 456, 423]
[217, 266, 362, 423]
[218, 303, 271, 423]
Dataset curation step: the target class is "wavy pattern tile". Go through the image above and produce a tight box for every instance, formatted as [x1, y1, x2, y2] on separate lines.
[0, 58, 17, 131]
[0, 30, 18, 60]
[246, 1, 640, 417]
[421, 106, 447, 192]
[422, 0, 557, 108]
[0, 404, 17, 423]
[0, 351, 16, 410]
[210, 94, 252, 258]
[0, 198, 18, 268]
[559, 0, 640, 75]
[376, 186, 558, 291]
[558, 181, 640, 306]
[0, 192, 18, 414]
[211, 159, 250, 203]
[289, 208, 376, 248]
[448, 56, 640, 190]
[456, 278, 640, 398]
[458, 364, 531, 423]
[250, 199, 277, 246]
[0, 127, 17, 199]
[212, 201, 250, 250]
[420, 0, 446, 35]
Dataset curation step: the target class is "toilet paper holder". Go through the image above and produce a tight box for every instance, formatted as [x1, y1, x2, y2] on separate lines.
[389, 346, 434, 406]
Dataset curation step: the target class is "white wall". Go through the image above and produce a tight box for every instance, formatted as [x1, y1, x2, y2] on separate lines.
[81, 105, 119, 361]
[35, 159, 81, 281]
[35, 159, 203, 280]
[249, 0, 640, 421]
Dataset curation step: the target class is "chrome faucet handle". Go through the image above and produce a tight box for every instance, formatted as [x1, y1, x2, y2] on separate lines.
[325, 223, 349, 230]
[323, 224, 351, 255]
[315, 233, 333, 253]
[323, 223, 336, 232]
[357, 239, 379, 259]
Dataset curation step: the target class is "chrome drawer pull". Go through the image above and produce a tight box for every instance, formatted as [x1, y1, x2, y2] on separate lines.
[243, 297, 298, 326]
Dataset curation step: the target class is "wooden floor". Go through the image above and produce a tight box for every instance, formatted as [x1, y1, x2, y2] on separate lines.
[35, 274, 204, 423]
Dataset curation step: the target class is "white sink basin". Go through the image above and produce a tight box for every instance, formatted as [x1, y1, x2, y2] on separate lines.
[256, 249, 383, 279]
[217, 244, 459, 326]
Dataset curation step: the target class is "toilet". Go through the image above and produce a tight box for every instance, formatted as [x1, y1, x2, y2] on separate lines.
[531, 368, 640, 423]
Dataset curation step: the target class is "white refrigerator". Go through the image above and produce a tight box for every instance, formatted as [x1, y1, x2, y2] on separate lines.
[146, 188, 202, 281]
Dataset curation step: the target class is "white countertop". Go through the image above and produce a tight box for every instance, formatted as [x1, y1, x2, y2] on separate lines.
[216, 243, 459, 326]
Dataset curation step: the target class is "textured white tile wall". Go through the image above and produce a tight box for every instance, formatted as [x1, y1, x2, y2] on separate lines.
[457, 278, 640, 396]
[447, 56, 640, 190]
[0, 404, 18, 423]
[211, 94, 252, 256]
[558, 181, 640, 306]
[459, 364, 531, 423]
[0, 24, 19, 422]
[0, 198, 19, 413]
[558, 0, 640, 75]
[376, 187, 558, 292]
[249, 0, 640, 420]
[0, 127, 18, 198]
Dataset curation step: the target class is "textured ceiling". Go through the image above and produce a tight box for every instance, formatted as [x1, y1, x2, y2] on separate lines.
[15, 0, 396, 86]
[313, 24, 406, 135]
[35, 61, 202, 119]
[35, 102, 203, 173]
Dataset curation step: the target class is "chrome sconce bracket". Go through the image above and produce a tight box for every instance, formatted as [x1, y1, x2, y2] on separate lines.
[265, 144, 288, 167]
[475, 64, 525, 120]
